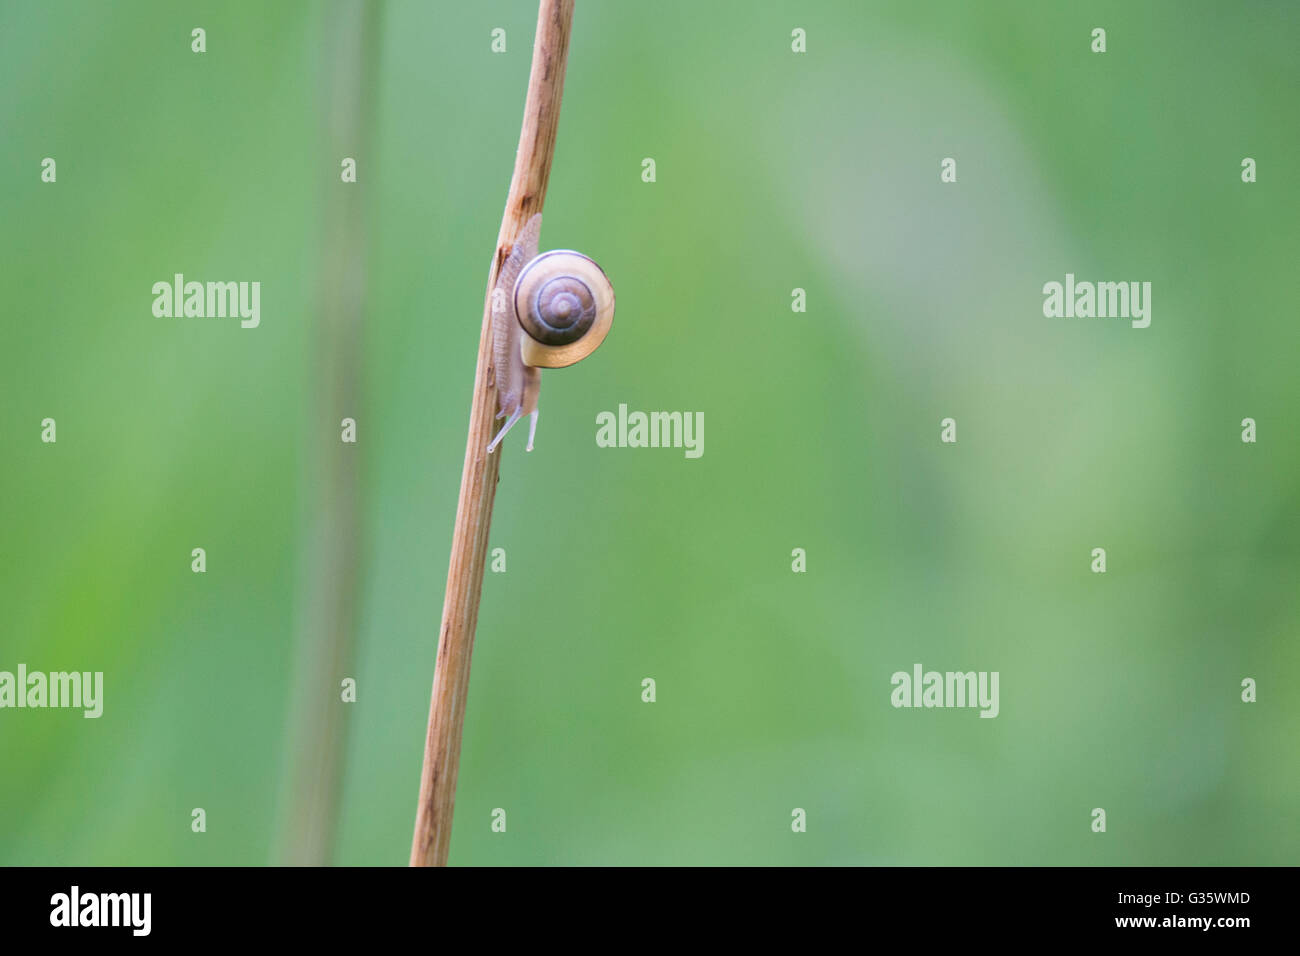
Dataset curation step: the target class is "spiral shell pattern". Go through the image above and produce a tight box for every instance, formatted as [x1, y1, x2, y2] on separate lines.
[515, 250, 613, 348]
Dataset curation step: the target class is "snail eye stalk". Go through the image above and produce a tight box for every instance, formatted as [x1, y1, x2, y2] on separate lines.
[487, 405, 524, 454]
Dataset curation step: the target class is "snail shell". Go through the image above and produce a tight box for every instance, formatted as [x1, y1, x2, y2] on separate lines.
[513, 249, 615, 368]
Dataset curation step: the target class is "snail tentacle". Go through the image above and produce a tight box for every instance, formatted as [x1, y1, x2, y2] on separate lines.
[487, 404, 524, 455]
[526, 410, 539, 452]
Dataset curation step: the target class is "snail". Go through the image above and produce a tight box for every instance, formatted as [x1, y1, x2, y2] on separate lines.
[487, 213, 615, 453]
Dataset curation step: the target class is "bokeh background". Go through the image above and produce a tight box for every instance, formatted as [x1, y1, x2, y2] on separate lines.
[1, 0, 1297, 865]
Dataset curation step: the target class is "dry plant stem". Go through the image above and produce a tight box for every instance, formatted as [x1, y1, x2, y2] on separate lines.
[410, 0, 574, 868]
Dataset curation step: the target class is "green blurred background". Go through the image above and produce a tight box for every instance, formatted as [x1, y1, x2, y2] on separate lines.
[2, 0, 1297, 865]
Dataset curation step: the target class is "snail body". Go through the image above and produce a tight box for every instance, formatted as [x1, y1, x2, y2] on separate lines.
[488, 213, 615, 453]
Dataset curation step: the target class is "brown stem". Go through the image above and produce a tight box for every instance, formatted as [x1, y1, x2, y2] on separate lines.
[409, 0, 575, 867]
